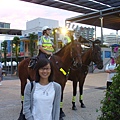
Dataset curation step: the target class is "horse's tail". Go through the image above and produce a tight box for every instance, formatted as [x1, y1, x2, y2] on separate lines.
[18, 58, 30, 100]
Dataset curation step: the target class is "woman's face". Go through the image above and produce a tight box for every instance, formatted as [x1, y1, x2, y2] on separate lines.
[46, 29, 51, 36]
[39, 63, 51, 79]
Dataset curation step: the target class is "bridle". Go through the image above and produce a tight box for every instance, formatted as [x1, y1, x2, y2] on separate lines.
[70, 43, 82, 68]
[71, 53, 82, 68]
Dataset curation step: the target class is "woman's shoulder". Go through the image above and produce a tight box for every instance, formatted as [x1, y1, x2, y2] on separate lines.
[53, 82, 61, 88]
[26, 81, 36, 86]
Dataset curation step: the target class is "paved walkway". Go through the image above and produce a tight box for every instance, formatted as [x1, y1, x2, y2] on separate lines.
[0, 72, 107, 120]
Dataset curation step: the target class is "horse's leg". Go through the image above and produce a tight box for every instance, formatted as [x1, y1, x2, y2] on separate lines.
[18, 71, 28, 120]
[60, 91, 65, 119]
[20, 77, 27, 105]
[79, 83, 86, 108]
[60, 82, 66, 119]
[18, 77, 27, 119]
[72, 81, 77, 110]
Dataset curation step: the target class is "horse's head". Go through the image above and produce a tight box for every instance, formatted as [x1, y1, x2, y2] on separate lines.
[70, 40, 83, 67]
[90, 40, 103, 69]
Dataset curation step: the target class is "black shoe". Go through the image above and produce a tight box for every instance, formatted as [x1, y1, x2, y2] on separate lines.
[59, 117, 64, 120]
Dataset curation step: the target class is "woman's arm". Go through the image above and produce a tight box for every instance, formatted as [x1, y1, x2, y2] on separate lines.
[54, 84, 61, 120]
[23, 83, 34, 120]
[105, 64, 117, 73]
[105, 69, 112, 73]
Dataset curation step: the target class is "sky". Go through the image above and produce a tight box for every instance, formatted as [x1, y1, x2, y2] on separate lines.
[0, 0, 119, 37]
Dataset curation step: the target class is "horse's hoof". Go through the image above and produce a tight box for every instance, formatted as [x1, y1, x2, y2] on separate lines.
[81, 104, 86, 108]
[72, 106, 77, 110]
[60, 111, 66, 117]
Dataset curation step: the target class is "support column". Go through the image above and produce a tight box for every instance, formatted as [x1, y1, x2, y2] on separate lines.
[116, 30, 118, 44]
[100, 11, 103, 44]
[95, 26, 96, 39]
[11, 41, 13, 75]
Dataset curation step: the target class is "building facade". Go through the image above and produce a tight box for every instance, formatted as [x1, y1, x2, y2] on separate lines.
[20, 18, 59, 56]
[97, 33, 120, 46]
[0, 22, 10, 29]
[22, 18, 59, 37]
[0, 22, 22, 60]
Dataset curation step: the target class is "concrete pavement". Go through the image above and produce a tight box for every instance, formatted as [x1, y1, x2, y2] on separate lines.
[0, 72, 107, 120]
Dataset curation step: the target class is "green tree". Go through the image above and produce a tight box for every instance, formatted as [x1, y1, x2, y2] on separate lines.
[12, 36, 20, 68]
[97, 60, 120, 120]
[28, 33, 38, 57]
[1, 40, 7, 68]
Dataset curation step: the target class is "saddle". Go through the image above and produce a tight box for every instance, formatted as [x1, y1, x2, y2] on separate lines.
[28, 50, 51, 69]
[28, 56, 39, 69]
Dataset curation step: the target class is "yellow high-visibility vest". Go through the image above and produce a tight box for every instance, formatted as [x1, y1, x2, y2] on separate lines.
[41, 36, 54, 52]
[65, 36, 71, 43]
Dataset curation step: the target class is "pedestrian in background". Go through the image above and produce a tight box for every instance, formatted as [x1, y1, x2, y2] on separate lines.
[0, 61, 3, 85]
[23, 58, 61, 120]
[105, 56, 117, 90]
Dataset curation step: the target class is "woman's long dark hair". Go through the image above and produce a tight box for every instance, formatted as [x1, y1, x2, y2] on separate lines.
[35, 58, 54, 82]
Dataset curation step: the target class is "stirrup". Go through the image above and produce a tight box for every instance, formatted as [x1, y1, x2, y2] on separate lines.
[28, 61, 34, 68]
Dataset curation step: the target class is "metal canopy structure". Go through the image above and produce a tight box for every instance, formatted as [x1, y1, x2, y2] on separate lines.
[21, 0, 120, 14]
[21, 0, 120, 30]
[66, 6, 120, 30]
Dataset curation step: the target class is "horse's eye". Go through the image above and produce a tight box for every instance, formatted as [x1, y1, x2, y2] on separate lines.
[72, 48, 74, 51]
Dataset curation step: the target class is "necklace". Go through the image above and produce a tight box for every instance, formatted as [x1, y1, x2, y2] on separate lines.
[39, 82, 52, 96]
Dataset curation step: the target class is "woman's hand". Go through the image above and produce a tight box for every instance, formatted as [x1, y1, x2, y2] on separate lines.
[46, 52, 52, 55]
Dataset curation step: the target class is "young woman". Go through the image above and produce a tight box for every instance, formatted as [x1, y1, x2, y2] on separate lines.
[23, 58, 61, 120]
[105, 56, 117, 90]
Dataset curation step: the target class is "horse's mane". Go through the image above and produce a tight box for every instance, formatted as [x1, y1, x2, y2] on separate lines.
[81, 47, 91, 58]
[81, 44, 100, 58]
[54, 43, 71, 56]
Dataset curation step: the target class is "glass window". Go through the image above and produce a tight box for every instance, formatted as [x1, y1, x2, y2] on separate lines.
[4, 23, 10, 28]
[0, 23, 4, 28]
[0, 22, 10, 28]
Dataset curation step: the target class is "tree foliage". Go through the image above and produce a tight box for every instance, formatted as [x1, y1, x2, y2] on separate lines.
[97, 60, 120, 120]
[12, 36, 20, 69]
[1, 40, 7, 67]
[28, 33, 38, 57]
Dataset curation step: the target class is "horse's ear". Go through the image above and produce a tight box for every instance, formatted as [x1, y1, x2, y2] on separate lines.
[78, 36, 82, 43]
[78, 36, 89, 43]
[89, 40, 94, 47]
[69, 31, 74, 43]
[94, 39, 101, 44]
[89, 39, 101, 47]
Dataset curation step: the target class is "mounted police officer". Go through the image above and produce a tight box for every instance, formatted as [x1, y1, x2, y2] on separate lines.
[28, 26, 55, 68]
[62, 30, 71, 46]
[38, 26, 55, 58]
[62, 28, 77, 47]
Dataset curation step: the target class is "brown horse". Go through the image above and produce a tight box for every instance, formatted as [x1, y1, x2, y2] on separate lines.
[18, 40, 83, 119]
[68, 39, 103, 110]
